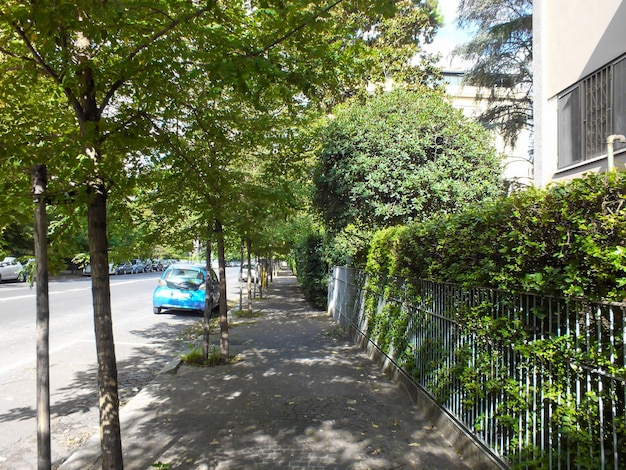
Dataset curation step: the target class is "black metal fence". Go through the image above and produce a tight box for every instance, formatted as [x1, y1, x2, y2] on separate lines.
[327, 266, 626, 469]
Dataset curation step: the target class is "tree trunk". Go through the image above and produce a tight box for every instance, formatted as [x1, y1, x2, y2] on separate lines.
[88, 188, 123, 469]
[72, 33, 123, 463]
[203, 227, 212, 359]
[32, 164, 50, 470]
[215, 219, 229, 363]
[269, 247, 273, 284]
[246, 238, 253, 313]
[259, 258, 264, 299]
[239, 238, 244, 311]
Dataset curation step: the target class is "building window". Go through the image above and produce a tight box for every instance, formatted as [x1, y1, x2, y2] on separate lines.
[558, 56, 626, 169]
[615, 58, 626, 143]
[558, 88, 581, 166]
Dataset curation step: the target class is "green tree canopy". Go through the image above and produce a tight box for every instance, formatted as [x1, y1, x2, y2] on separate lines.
[353, 0, 442, 92]
[0, 1, 432, 464]
[312, 87, 504, 234]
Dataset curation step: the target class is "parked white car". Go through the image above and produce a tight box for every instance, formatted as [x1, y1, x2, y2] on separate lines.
[0, 257, 23, 282]
[83, 262, 117, 276]
[239, 263, 259, 283]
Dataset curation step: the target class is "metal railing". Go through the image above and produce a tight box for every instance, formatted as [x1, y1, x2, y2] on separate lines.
[327, 266, 626, 469]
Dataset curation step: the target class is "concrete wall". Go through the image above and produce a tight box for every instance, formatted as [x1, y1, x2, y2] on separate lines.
[544, 1, 626, 98]
[534, 0, 626, 186]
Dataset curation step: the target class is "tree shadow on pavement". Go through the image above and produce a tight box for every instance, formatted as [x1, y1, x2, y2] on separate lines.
[0, 316, 200, 468]
[114, 274, 473, 470]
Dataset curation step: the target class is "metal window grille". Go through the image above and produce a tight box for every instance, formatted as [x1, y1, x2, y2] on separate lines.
[582, 65, 612, 159]
[557, 57, 626, 168]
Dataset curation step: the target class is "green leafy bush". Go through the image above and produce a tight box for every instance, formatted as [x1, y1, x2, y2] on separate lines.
[356, 171, 626, 468]
[368, 171, 626, 301]
[292, 233, 328, 308]
[312, 87, 504, 233]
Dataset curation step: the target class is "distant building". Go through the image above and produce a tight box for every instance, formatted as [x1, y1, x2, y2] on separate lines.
[442, 70, 534, 189]
[533, 0, 626, 186]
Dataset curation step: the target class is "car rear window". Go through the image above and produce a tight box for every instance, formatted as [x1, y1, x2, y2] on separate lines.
[164, 268, 205, 289]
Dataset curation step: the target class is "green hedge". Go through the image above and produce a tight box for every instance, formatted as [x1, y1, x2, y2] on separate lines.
[360, 172, 626, 468]
[292, 233, 328, 308]
[367, 171, 626, 301]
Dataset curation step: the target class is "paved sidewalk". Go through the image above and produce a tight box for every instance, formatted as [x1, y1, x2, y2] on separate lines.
[60, 271, 483, 469]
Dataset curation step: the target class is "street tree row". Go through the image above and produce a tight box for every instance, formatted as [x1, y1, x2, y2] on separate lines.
[0, 1, 441, 468]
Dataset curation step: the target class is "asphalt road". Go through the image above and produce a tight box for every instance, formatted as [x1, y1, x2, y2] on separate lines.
[0, 266, 242, 469]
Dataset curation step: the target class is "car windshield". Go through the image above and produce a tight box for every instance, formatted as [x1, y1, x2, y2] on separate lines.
[164, 268, 205, 290]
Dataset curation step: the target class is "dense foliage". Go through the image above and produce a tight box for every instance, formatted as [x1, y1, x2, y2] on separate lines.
[359, 0, 441, 90]
[292, 232, 328, 308]
[347, 172, 626, 468]
[0, 1, 444, 465]
[367, 171, 626, 301]
[312, 87, 504, 233]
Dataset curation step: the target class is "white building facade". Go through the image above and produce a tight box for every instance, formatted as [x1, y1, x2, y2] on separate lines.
[534, 0, 626, 186]
[443, 71, 534, 188]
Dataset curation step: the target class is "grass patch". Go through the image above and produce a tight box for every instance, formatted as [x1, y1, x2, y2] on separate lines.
[181, 346, 222, 366]
[233, 309, 263, 319]
[181, 346, 244, 367]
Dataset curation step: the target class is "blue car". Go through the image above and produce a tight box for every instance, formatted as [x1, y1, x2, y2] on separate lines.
[153, 263, 220, 315]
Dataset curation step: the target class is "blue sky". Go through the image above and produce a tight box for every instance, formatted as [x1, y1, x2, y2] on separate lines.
[425, 0, 473, 70]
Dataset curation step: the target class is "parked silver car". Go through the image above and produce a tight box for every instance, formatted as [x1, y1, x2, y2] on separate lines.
[130, 258, 146, 274]
[115, 261, 132, 275]
[0, 257, 23, 282]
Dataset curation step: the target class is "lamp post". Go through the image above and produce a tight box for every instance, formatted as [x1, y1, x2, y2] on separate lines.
[606, 134, 626, 171]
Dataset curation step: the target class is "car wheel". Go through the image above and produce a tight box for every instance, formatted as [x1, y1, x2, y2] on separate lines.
[153, 306, 161, 314]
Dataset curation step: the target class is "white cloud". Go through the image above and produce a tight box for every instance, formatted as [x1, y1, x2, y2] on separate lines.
[423, 0, 473, 70]
[437, 0, 460, 28]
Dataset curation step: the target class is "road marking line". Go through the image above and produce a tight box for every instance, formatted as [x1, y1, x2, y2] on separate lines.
[0, 340, 85, 375]
[0, 338, 160, 375]
[0, 278, 156, 302]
